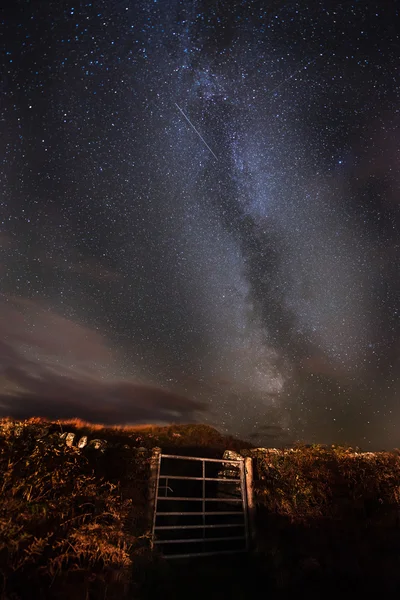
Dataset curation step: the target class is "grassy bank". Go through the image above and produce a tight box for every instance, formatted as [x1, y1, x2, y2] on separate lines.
[2, 420, 400, 598]
[0, 418, 246, 599]
[251, 445, 400, 593]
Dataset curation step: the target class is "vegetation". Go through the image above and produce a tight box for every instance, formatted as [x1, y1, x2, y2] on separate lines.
[253, 444, 400, 520]
[2, 420, 400, 597]
[252, 445, 400, 593]
[0, 418, 151, 599]
[51, 418, 248, 453]
[0, 418, 246, 599]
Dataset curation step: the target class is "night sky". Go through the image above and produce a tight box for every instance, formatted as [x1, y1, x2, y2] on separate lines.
[1, 1, 399, 448]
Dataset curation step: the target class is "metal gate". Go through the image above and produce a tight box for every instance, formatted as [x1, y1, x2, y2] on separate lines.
[151, 453, 249, 559]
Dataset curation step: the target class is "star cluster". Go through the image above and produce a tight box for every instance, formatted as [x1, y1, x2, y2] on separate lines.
[1, 1, 399, 448]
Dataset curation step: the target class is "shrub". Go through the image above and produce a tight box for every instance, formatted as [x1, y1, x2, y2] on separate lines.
[253, 445, 400, 522]
[0, 419, 144, 600]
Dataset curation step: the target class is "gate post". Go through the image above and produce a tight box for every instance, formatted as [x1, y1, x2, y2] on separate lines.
[244, 456, 256, 547]
[148, 447, 161, 546]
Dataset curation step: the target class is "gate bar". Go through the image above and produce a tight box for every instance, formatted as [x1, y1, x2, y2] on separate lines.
[161, 454, 242, 464]
[149, 449, 162, 548]
[156, 511, 244, 516]
[239, 459, 250, 552]
[159, 475, 241, 482]
[156, 496, 242, 502]
[165, 549, 246, 559]
[153, 454, 249, 559]
[155, 535, 245, 544]
[155, 523, 244, 530]
[202, 460, 206, 551]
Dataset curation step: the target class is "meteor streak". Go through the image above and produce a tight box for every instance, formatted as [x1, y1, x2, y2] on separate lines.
[175, 102, 218, 160]
[268, 53, 325, 96]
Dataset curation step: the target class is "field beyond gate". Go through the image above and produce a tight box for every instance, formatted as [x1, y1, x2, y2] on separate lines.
[151, 454, 250, 558]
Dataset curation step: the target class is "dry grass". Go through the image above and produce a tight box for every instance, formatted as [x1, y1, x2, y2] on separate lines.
[0, 418, 153, 600]
[252, 444, 400, 593]
[52, 418, 157, 431]
[0, 418, 248, 599]
[253, 444, 400, 521]
[5, 419, 400, 596]
[40, 418, 249, 453]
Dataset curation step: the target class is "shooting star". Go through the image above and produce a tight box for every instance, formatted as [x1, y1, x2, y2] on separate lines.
[268, 52, 325, 96]
[175, 103, 218, 160]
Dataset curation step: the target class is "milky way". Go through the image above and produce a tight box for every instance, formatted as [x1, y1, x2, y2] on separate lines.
[1, 1, 399, 448]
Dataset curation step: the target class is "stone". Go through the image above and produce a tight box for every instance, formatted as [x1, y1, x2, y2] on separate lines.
[223, 450, 242, 461]
[135, 446, 148, 457]
[88, 438, 107, 451]
[77, 436, 88, 448]
[65, 432, 75, 447]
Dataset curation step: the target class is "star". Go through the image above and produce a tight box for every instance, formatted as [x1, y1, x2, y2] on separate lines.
[1, 0, 399, 449]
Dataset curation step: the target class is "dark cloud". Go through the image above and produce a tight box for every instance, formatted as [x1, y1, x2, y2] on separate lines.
[0, 297, 204, 424]
[2, 0, 399, 448]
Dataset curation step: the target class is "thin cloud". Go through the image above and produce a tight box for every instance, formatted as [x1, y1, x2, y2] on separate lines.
[0, 296, 204, 424]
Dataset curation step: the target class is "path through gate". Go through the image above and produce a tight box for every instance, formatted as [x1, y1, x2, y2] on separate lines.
[151, 453, 250, 559]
